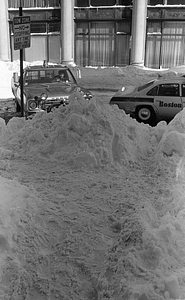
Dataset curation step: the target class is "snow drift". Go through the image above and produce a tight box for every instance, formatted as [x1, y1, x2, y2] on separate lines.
[0, 60, 185, 299]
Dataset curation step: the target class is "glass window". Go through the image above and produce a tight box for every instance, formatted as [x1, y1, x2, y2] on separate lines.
[147, 86, 159, 96]
[118, 0, 133, 4]
[117, 22, 131, 34]
[48, 22, 60, 33]
[116, 22, 131, 66]
[89, 22, 115, 66]
[158, 84, 179, 96]
[75, 21, 131, 67]
[167, 0, 184, 4]
[25, 71, 39, 83]
[75, 23, 89, 66]
[148, 0, 184, 3]
[75, 0, 89, 6]
[8, 0, 60, 8]
[31, 23, 47, 33]
[145, 21, 185, 68]
[91, 0, 116, 6]
[161, 22, 185, 68]
[148, 0, 164, 4]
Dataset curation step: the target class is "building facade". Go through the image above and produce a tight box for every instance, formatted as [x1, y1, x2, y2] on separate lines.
[1, 0, 185, 68]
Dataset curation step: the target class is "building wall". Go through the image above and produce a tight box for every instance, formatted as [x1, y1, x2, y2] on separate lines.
[0, 0, 10, 61]
[8, 1, 61, 63]
[146, 3, 185, 68]
[74, 1, 133, 66]
[5, 0, 185, 68]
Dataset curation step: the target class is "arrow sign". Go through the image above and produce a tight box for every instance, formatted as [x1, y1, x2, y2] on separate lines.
[13, 16, 31, 50]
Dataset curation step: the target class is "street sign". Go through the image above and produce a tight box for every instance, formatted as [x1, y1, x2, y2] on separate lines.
[13, 16, 31, 50]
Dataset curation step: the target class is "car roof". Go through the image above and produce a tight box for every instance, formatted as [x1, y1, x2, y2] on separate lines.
[155, 77, 185, 84]
[25, 64, 68, 71]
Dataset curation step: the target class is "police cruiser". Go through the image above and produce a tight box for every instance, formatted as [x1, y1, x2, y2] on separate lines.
[109, 77, 185, 125]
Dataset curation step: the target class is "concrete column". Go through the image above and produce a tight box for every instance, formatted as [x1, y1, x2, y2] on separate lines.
[0, 0, 10, 61]
[61, 0, 75, 66]
[130, 0, 147, 66]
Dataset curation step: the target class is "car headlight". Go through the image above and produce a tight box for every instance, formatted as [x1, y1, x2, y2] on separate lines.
[28, 100, 37, 110]
[40, 93, 48, 101]
[63, 98, 69, 105]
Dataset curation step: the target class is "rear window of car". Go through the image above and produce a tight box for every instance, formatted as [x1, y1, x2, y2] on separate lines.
[147, 83, 180, 96]
[158, 84, 179, 96]
[137, 80, 156, 92]
[147, 86, 158, 96]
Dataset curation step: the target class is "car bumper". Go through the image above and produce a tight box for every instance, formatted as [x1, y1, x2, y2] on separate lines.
[109, 97, 136, 116]
[27, 97, 69, 114]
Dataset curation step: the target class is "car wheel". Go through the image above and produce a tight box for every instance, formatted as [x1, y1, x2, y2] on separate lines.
[135, 106, 156, 125]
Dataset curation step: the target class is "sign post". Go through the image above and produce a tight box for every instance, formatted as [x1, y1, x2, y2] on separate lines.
[13, 12, 30, 117]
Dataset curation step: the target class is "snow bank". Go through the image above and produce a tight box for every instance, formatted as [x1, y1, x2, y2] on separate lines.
[152, 108, 185, 179]
[2, 93, 185, 299]
[1, 92, 151, 171]
[1, 60, 185, 299]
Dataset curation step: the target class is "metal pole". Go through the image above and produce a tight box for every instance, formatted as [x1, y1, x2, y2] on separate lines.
[19, 4, 24, 117]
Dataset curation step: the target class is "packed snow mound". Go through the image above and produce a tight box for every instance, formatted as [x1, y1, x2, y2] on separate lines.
[150, 108, 185, 180]
[1, 92, 152, 170]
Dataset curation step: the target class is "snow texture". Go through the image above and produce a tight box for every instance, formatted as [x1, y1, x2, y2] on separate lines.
[0, 61, 185, 299]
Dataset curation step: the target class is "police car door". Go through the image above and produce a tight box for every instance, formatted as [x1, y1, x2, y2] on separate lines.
[154, 83, 181, 119]
[182, 84, 185, 109]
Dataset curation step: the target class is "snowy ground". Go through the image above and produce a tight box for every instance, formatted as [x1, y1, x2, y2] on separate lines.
[0, 61, 185, 299]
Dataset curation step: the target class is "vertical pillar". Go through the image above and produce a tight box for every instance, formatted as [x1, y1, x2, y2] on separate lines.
[0, 0, 10, 61]
[61, 0, 75, 65]
[130, 0, 147, 66]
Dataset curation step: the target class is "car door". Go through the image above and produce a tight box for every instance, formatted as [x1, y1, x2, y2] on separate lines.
[153, 83, 182, 119]
[181, 84, 185, 109]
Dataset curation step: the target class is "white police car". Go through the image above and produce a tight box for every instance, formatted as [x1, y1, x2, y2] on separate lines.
[11, 62, 92, 117]
[109, 77, 185, 125]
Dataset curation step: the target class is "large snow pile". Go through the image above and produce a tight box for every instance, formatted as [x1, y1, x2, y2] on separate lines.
[1, 60, 185, 299]
[1, 92, 151, 170]
[0, 94, 185, 299]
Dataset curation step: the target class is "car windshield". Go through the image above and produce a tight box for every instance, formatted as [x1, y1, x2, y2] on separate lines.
[25, 68, 76, 85]
[137, 80, 156, 92]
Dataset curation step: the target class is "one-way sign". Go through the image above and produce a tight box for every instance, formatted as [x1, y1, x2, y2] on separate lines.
[13, 16, 31, 50]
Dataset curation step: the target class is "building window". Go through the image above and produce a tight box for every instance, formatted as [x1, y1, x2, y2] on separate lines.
[91, 0, 116, 5]
[31, 23, 47, 33]
[48, 22, 60, 33]
[8, 0, 60, 8]
[75, 0, 132, 6]
[145, 21, 185, 68]
[118, 0, 132, 4]
[75, 0, 90, 6]
[116, 22, 131, 66]
[148, 0, 184, 4]
[89, 22, 115, 65]
[167, 0, 185, 4]
[148, 0, 163, 4]
[75, 21, 130, 66]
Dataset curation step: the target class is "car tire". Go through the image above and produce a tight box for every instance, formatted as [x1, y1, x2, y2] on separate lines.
[135, 106, 156, 126]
